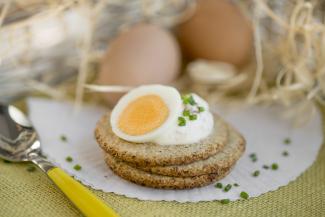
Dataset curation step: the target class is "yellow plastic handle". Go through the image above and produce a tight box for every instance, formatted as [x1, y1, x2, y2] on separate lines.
[48, 167, 119, 217]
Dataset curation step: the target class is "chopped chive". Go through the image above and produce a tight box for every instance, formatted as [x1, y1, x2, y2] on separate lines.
[284, 138, 291, 145]
[188, 95, 196, 105]
[182, 94, 196, 105]
[66, 156, 73, 162]
[282, 151, 289, 156]
[3, 159, 11, 164]
[224, 184, 232, 192]
[252, 170, 260, 177]
[215, 182, 223, 189]
[262, 165, 269, 170]
[249, 153, 257, 162]
[26, 166, 36, 172]
[183, 109, 191, 117]
[198, 106, 205, 112]
[178, 117, 186, 126]
[178, 122, 186, 127]
[73, 164, 82, 171]
[271, 163, 278, 170]
[181, 95, 189, 104]
[189, 114, 197, 121]
[240, 191, 249, 200]
[178, 116, 186, 121]
[60, 135, 67, 142]
[249, 153, 256, 158]
[234, 183, 239, 187]
[220, 199, 230, 204]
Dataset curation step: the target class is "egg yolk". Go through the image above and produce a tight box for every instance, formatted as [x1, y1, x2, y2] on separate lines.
[118, 95, 169, 136]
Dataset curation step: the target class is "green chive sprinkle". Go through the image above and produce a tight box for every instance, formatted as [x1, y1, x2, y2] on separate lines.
[189, 114, 197, 121]
[188, 95, 196, 105]
[178, 117, 186, 126]
[249, 153, 257, 162]
[271, 163, 279, 170]
[252, 170, 260, 177]
[240, 191, 249, 200]
[249, 153, 256, 158]
[282, 151, 289, 156]
[234, 183, 239, 187]
[73, 164, 82, 171]
[220, 199, 230, 204]
[3, 159, 11, 164]
[60, 135, 67, 142]
[66, 156, 73, 162]
[181, 95, 189, 104]
[183, 109, 191, 117]
[27, 166, 36, 172]
[284, 138, 291, 145]
[182, 94, 196, 105]
[181, 95, 187, 103]
[224, 184, 232, 192]
[215, 183, 223, 189]
[263, 165, 269, 170]
[198, 106, 205, 112]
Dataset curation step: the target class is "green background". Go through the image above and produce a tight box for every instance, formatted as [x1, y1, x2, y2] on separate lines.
[0, 107, 324, 217]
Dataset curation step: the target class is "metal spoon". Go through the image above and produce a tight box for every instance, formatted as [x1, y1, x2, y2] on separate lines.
[0, 104, 119, 217]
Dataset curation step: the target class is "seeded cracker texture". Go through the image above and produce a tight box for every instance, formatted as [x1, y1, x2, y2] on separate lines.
[127, 126, 245, 177]
[95, 113, 228, 167]
[105, 154, 234, 189]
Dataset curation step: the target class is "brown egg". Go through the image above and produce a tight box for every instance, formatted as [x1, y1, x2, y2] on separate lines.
[176, 0, 253, 68]
[98, 23, 181, 106]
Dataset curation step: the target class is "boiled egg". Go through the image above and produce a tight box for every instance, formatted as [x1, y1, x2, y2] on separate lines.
[110, 85, 182, 143]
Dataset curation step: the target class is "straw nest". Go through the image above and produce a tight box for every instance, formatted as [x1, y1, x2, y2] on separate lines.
[1, 0, 324, 124]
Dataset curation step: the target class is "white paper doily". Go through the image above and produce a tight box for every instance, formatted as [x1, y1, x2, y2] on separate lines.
[27, 98, 322, 202]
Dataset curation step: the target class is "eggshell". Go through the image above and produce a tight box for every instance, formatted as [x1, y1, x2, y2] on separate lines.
[98, 23, 181, 106]
[176, 0, 253, 67]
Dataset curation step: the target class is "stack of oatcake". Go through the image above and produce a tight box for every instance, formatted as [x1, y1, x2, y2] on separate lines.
[95, 113, 245, 189]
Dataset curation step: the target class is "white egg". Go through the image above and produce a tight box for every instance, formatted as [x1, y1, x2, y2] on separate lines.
[110, 85, 182, 143]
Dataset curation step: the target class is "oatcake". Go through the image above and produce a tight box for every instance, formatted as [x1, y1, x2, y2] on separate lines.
[105, 154, 234, 189]
[96, 113, 228, 167]
[126, 125, 245, 177]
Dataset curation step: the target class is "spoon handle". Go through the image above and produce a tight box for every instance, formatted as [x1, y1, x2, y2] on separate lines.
[29, 154, 119, 217]
[47, 167, 119, 217]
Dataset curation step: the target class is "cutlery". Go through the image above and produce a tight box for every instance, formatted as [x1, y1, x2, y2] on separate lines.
[0, 104, 119, 217]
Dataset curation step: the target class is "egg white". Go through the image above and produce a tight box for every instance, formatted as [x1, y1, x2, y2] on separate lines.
[110, 84, 182, 143]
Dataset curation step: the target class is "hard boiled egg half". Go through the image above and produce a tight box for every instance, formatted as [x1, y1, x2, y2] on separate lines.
[110, 85, 182, 143]
[110, 84, 214, 145]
